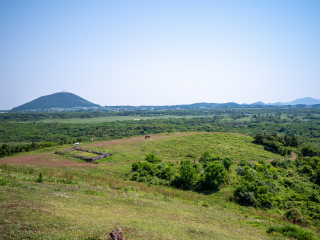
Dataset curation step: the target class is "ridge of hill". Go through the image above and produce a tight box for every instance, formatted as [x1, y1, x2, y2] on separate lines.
[286, 97, 320, 105]
[252, 97, 320, 106]
[11, 92, 99, 111]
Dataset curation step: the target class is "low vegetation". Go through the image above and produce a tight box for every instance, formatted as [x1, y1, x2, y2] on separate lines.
[1, 163, 319, 239]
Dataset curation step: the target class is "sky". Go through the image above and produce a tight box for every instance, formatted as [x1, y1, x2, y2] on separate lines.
[0, 0, 320, 109]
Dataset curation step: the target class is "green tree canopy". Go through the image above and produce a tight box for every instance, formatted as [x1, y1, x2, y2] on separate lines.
[178, 160, 199, 190]
[301, 145, 318, 157]
[200, 162, 227, 190]
[145, 153, 162, 164]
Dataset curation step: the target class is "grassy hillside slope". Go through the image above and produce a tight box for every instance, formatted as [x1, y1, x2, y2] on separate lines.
[0, 166, 290, 240]
[79, 133, 280, 164]
[0, 133, 319, 239]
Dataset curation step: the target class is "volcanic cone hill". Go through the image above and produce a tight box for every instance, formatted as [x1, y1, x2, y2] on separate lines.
[11, 92, 99, 111]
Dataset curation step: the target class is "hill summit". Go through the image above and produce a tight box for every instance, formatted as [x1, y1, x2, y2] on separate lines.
[11, 92, 99, 111]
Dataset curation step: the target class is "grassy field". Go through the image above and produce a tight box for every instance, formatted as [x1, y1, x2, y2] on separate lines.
[0, 166, 297, 240]
[79, 132, 280, 164]
[0, 133, 318, 239]
[0, 132, 282, 180]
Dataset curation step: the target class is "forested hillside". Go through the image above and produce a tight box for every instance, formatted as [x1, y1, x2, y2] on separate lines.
[11, 92, 99, 111]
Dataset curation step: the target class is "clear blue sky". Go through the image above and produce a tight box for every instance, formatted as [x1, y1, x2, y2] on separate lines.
[1, 0, 320, 109]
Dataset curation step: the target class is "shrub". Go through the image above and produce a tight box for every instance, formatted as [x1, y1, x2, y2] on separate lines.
[234, 180, 256, 206]
[0, 177, 11, 186]
[176, 160, 199, 190]
[36, 173, 43, 183]
[301, 145, 318, 157]
[220, 157, 233, 170]
[267, 225, 317, 240]
[132, 162, 140, 171]
[199, 150, 220, 167]
[161, 166, 175, 180]
[138, 176, 147, 182]
[242, 166, 257, 182]
[186, 153, 196, 158]
[285, 208, 303, 223]
[199, 150, 233, 170]
[145, 153, 162, 164]
[130, 172, 139, 181]
[315, 167, 320, 185]
[239, 159, 249, 166]
[41, 142, 56, 148]
[192, 162, 202, 173]
[235, 165, 244, 176]
[309, 193, 320, 203]
[200, 162, 227, 190]
[271, 158, 294, 169]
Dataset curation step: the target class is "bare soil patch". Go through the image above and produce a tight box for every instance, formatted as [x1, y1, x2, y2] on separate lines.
[0, 153, 97, 167]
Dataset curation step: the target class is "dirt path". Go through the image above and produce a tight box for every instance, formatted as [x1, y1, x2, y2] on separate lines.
[288, 152, 297, 160]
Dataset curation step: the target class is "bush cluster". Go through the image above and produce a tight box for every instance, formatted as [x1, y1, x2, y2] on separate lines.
[233, 156, 320, 227]
[267, 225, 317, 240]
[254, 132, 295, 156]
[295, 157, 320, 185]
[130, 152, 232, 191]
[234, 159, 279, 208]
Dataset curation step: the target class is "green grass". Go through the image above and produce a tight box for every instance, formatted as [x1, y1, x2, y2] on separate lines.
[84, 133, 280, 164]
[0, 168, 290, 240]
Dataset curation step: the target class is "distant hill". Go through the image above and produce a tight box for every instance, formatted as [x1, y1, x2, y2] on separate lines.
[11, 92, 99, 111]
[251, 98, 320, 106]
[286, 97, 320, 105]
[267, 102, 285, 106]
[252, 101, 265, 105]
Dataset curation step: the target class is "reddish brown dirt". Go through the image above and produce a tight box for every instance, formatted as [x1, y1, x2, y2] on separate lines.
[289, 152, 297, 160]
[0, 153, 97, 167]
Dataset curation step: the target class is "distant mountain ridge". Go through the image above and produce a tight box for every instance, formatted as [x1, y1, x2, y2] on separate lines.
[11, 92, 99, 111]
[10, 93, 320, 112]
[251, 97, 320, 106]
[286, 97, 320, 105]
